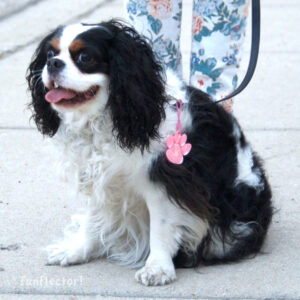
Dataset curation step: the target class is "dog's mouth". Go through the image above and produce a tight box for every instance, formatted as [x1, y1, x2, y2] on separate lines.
[45, 84, 100, 107]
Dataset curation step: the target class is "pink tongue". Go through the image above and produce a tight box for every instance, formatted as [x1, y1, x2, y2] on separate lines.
[45, 88, 77, 103]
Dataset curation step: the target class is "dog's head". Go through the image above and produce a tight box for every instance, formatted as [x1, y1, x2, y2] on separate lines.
[27, 20, 167, 151]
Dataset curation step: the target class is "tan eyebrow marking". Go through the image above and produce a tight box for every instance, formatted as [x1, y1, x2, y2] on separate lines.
[50, 38, 60, 51]
[69, 39, 85, 53]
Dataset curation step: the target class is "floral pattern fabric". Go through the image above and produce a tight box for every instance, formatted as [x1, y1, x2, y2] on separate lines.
[126, 0, 183, 74]
[126, 0, 249, 106]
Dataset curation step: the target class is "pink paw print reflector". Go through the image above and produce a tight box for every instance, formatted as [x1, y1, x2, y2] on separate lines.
[165, 100, 192, 165]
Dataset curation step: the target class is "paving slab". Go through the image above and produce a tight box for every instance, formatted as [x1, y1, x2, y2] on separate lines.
[0, 0, 111, 58]
[233, 52, 300, 129]
[0, 45, 36, 129]
[0, 130, 299, 299]
[0, 0, 39, 21]
[0, 296, 187, 300]
[0, 0, 299, 298]
[260, 4, 300, 53]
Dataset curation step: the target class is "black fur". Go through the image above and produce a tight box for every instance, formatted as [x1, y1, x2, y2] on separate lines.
[150, 87, 273, 267]
[27, 26, 63, 136]
[73, 27, 112, 74]
[102, 20, 168, 152]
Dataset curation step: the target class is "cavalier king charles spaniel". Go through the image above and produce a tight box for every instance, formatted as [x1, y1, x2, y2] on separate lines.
[27, 20, 272, 286]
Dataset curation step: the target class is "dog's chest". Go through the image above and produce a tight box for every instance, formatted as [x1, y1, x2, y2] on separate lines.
[56, 123, 148, 199]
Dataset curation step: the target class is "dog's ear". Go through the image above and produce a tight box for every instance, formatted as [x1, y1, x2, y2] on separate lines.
[26, 28, 62, 137]
[105, 21, 167, 152]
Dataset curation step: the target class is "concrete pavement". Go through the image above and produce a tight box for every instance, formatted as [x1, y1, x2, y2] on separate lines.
[0, 0, 299, 299]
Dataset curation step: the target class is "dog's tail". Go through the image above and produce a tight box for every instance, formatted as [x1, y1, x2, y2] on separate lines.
[174, 179, 273, 267]
[198, 220, 271, 265]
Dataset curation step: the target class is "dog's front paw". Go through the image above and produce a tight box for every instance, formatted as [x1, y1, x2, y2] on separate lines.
[46, 242, 87, 266]
[135, 263, 176, 286]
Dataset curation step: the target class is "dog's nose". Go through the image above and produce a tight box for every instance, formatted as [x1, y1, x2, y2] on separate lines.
[47, 58, 65, 73]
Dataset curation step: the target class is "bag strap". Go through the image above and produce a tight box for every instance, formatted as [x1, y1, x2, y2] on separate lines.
[215, 0, 260, 103]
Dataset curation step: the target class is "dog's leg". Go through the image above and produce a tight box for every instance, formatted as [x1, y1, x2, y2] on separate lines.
[135, 186, 180, 286]
[46, 213, 100, 266]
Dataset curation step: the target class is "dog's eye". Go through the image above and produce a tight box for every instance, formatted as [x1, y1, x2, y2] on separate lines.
[78, 52, 92, 63]
[47, 49, 55, 59]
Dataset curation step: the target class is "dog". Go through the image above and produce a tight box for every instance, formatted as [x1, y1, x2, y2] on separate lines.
[27, 20, 272, 286]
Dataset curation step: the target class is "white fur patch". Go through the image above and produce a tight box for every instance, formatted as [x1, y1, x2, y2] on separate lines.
[233, 124, 263, 189]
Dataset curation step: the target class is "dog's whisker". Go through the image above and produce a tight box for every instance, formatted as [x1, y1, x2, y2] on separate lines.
[31, 69, 43, 74]
[89, 88, 96, 97]
[31, 74, 42, 80]
[32, 76, 43, 91]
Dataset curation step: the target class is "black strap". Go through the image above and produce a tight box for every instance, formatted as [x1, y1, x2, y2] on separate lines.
[215, 0, 260, 103]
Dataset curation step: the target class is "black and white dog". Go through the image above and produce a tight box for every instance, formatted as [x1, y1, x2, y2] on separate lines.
[27, 20, 272, 286]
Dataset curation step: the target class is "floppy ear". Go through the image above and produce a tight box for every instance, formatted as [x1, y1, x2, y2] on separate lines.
[26, 28, 62, 137]
[104, 21, 167, 152]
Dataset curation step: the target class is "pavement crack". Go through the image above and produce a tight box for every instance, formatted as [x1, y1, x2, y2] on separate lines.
[0, 243, 25, 251]
[245, 127, 300, 132]
[265, 147, 300, 161]
[0, 0, 47, 22]
[0, 0, 114, 60]
[0, 127, 35, 130]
